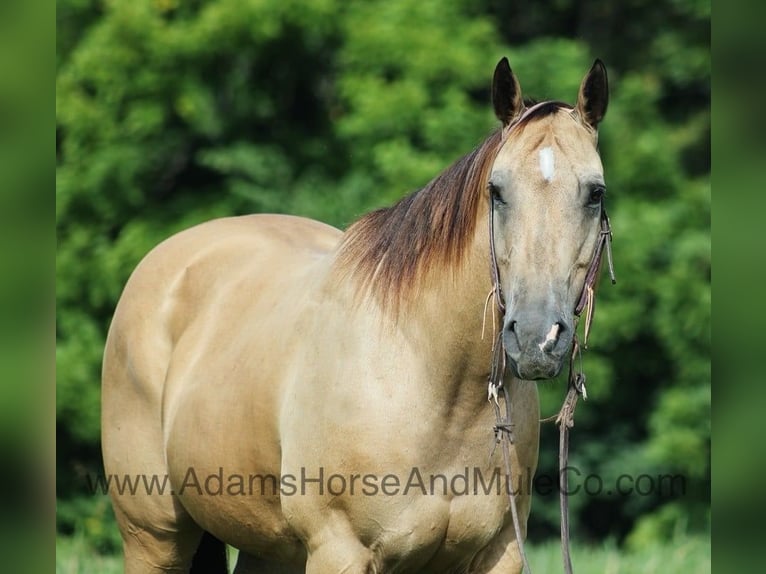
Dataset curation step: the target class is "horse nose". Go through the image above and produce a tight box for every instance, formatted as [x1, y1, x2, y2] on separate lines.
[503, 314, 571, 379]
[504, 316, 569, 356]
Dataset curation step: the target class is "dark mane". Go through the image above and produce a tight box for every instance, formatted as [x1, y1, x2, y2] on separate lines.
[335, 130, 504, 310]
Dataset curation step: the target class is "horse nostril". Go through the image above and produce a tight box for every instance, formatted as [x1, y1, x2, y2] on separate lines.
[504, 320, 520, 353]
[539, 322, 565, 352]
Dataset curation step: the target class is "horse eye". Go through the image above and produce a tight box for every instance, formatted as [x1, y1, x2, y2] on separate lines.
[587, 185, 605, 207]
[488, 182, 505, 205]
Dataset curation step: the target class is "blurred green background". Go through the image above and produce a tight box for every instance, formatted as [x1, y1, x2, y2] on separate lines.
[55, 0, 710, 569]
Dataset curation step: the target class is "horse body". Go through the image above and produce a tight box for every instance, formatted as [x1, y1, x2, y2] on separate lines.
[102, 58, 609, 573]
[103, 210, 537, 572]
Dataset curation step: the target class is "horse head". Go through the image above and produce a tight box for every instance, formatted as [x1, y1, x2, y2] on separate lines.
[488, 58, 609, 380]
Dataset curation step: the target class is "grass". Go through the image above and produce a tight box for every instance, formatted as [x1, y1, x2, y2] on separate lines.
[56, 535, 121, 574]
[526, 536, 710, 574]
[56, 533, 710, 573]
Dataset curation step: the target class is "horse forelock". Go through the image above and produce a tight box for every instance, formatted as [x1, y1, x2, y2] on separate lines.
[333, 101, 573, 314]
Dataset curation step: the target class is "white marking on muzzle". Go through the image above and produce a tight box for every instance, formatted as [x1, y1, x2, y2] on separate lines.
[539, 146, 555, 182]
[539, 323, 560, 351]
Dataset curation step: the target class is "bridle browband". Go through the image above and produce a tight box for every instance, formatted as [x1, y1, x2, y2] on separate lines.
[485, 106, 615, 574]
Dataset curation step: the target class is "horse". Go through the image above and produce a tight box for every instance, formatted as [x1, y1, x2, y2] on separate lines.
[101, 57, 609, 573]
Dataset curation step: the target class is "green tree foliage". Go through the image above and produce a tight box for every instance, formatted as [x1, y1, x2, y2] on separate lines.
[57, 0, 709, 551]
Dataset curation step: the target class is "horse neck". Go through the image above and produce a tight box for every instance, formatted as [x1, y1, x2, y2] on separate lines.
[401, 209, 499, 396]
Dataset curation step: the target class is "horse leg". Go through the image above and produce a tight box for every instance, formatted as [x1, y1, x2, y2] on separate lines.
[116, 503, 204, 574]
[104, 335, 211, 572]
[304, 542, 375, 574]
[469, 521, 527, 574]
[299, 520, 375, 574]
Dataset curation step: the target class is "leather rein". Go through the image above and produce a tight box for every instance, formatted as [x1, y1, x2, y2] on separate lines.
[485, 130, 615, 574]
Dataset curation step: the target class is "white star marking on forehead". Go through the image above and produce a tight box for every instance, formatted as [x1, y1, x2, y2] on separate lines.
[539, 146, 555, 182]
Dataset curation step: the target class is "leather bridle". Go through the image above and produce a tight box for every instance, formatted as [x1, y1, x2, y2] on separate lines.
[485, 131, 615, 574]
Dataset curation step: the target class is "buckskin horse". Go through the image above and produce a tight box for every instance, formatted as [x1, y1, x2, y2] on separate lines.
[102, 57, 610, 573]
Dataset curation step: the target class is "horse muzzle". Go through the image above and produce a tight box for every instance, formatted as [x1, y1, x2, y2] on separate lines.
[502, 313, 573, 380]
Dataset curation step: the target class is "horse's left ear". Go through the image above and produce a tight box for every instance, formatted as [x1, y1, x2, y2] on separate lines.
[576, 59, 609, 130]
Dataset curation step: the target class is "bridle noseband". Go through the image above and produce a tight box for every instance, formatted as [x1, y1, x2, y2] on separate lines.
[485, 118, 615, 574]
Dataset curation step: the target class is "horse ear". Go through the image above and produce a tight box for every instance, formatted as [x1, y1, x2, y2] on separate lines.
[576, 59, 609, 130]
[492, 57, 523, 127]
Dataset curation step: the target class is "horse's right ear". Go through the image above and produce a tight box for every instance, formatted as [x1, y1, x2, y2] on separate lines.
[492, 57, 523, 127]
